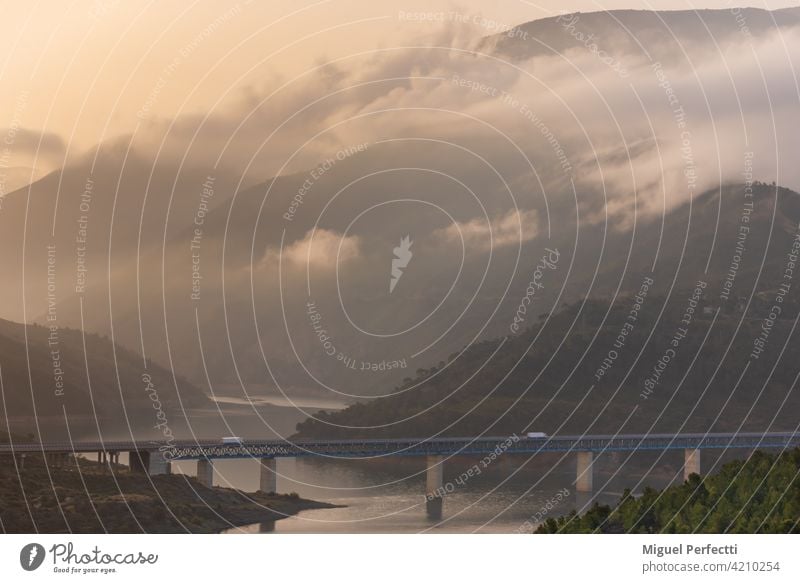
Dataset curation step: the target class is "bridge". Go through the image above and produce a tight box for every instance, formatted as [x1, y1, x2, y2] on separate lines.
[3, 432, 799, 518]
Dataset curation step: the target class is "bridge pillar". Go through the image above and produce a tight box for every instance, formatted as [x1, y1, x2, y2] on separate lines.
[129, 451, 149, 474]
[259, 458, 277, 493]
[425, 455, 445, 519]
[576, 451, 594, 493]
[684, 448, 701, 481]
[197, 458, 214, 488]
[48, 453, 70, 468]
[129, 451, 170, 476]
[149, 451, 170, 475]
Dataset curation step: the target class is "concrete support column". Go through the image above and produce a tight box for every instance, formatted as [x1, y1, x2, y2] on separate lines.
[259, 458, 277, 493]
[129, 450, 170, 475]
[197, 458, 214, 488]
[129, 451, 149, 474]
[148, 451, 170, 475]
[425, 455, 445, 520]
[49, 453, 68, 468]
[684, 448, 701, 481]
[576, 451, 594, 493]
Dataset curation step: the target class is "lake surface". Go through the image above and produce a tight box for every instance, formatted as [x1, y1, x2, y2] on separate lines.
[171, 457, 625, 534]
[168, 392, 686, 534]
[71, 388, 692, 533]
[210, 394, 348, 411]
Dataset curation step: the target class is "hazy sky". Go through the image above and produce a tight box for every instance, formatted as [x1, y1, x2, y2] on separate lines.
[0, 0, 797, 171]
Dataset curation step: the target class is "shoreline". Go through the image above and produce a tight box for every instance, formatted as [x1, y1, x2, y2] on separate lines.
[210, 494, 344, 534]
[0, 455, 342, 534]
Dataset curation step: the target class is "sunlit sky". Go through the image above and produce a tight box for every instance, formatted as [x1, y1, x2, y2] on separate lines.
[0, 0, 797, 162]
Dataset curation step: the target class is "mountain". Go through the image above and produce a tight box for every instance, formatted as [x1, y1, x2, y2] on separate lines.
[0, 166, 42, 197]
[294, 182, 800, 438]
[0, 316, 208, 441]
[0, 7, 797, 407]
[484, 7, 800, 62]
[14, 138, 556, 395]
[294, 290, 800, 439]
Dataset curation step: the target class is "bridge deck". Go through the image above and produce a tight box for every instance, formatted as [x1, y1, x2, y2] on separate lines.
[1, 432, 799, 460]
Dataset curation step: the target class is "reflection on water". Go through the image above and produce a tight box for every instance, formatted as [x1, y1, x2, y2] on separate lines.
[210, 395, 347, 411]
[223, 490, 607, 534]
[172, 457, 624, 534]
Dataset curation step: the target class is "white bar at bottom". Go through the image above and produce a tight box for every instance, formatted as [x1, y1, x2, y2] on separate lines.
[1, 534, 796, 582]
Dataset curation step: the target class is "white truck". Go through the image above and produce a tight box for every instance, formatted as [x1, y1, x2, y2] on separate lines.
[221, 436, 243, 445]
[526, 432, 548, 438]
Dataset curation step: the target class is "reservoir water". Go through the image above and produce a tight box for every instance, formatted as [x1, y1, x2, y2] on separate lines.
[170, 456, 626, 534]
[165, 397, 683, 533]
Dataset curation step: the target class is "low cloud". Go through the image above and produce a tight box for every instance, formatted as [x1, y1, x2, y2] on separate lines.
[122, 16, 800, 232]
[261, 228, 361, 272]
[435, 208, 539, 250]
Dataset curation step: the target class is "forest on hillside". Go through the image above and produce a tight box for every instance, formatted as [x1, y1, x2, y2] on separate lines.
[536, 448, 800, 533]
[295, 291, 800, 439]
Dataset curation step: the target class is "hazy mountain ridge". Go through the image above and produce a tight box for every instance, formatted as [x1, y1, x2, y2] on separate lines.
[0, 6, 796, 416]
[0, 316, 208, 439]
[294, 293, 800, 439]
[485, 7, 800, 62]
[295, 181, 800, 437]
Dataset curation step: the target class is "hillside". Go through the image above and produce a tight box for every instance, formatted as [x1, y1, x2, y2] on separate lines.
[295, 286, 800, 439]
[537, 448, 800, 533]
[294, 182, 800, 438]
[0, 317, 208, 440]
[0, 453, 333, 533]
